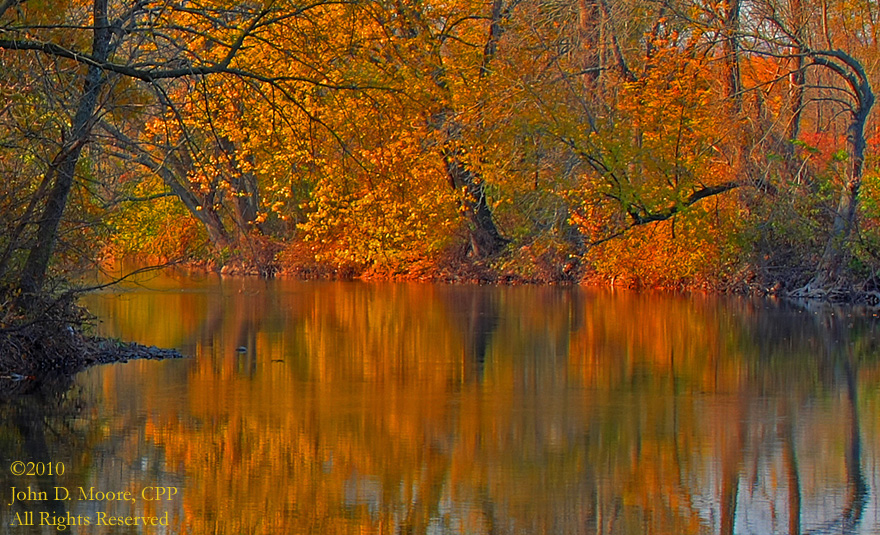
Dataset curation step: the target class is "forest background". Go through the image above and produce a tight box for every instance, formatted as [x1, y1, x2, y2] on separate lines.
[0, 0, 878, 303]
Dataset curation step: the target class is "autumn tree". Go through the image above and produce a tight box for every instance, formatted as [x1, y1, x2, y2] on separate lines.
[0, 0, 290, 299]
[734, 0, 877, 290]
[372, 0, 515, 258]
[100, 75, 272, 270]
[1, 0, 874, 292]
[0, 0, 409, 295]
[271, 0, 523, 273]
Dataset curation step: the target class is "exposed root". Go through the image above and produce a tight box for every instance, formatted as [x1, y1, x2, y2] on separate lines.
[787, 277, 880, 305]
[787, 283, 827, 300]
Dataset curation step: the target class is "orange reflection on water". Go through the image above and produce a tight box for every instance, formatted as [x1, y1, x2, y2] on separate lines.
[63, 277, 880, 534]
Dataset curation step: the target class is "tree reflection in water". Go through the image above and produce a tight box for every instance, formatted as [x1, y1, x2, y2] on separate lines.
[3, 279, 876, 534]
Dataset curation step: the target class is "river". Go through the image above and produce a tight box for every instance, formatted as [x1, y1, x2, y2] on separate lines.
[2, 269, 880, 534]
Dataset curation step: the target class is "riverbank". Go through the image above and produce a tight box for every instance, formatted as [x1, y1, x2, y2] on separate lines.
[3, 258, 879, 395]
[172, 250, 880, 305]
[0, 327, 184, 395]
[0, 292, 184, 395]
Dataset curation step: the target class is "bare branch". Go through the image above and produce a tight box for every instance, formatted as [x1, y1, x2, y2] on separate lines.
[626, 182, 741, 225]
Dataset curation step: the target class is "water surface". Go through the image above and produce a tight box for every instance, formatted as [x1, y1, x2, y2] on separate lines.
[2, 271, 880, 534]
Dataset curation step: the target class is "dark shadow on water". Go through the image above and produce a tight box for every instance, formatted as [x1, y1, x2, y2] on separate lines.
[443, 287, 501, 384]
[0, 383, 85, 533]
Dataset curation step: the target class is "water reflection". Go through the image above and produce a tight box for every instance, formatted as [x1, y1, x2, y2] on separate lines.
[1, 274, 880, 534]
[0, 391, 74, 532]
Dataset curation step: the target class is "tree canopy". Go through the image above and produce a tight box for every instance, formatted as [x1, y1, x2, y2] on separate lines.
[0, 0, 877, 297]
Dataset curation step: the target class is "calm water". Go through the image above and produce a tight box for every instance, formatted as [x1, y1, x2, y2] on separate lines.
[3, 270, 880, 534]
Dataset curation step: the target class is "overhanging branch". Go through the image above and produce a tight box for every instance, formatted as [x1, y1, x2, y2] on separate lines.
[626, 181, 741, 225]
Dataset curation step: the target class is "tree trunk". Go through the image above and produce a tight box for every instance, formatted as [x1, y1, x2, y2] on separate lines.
[786, 0, 806, 143]
[217, 135, 261, 235]
[159, 169, 234, 251]
[814, 79, 874, 284]
[146, 153, 234, 251]
[721, 0, 742, 110]
[576, 0, 601, 83]
[443, 150, 508, 257]
[18, 0, 111, 298]
[786, 0, 806, 175]
[435, 0, 512, 258]
[788, 57, 805, 142]
[101, 121, 236, 253]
